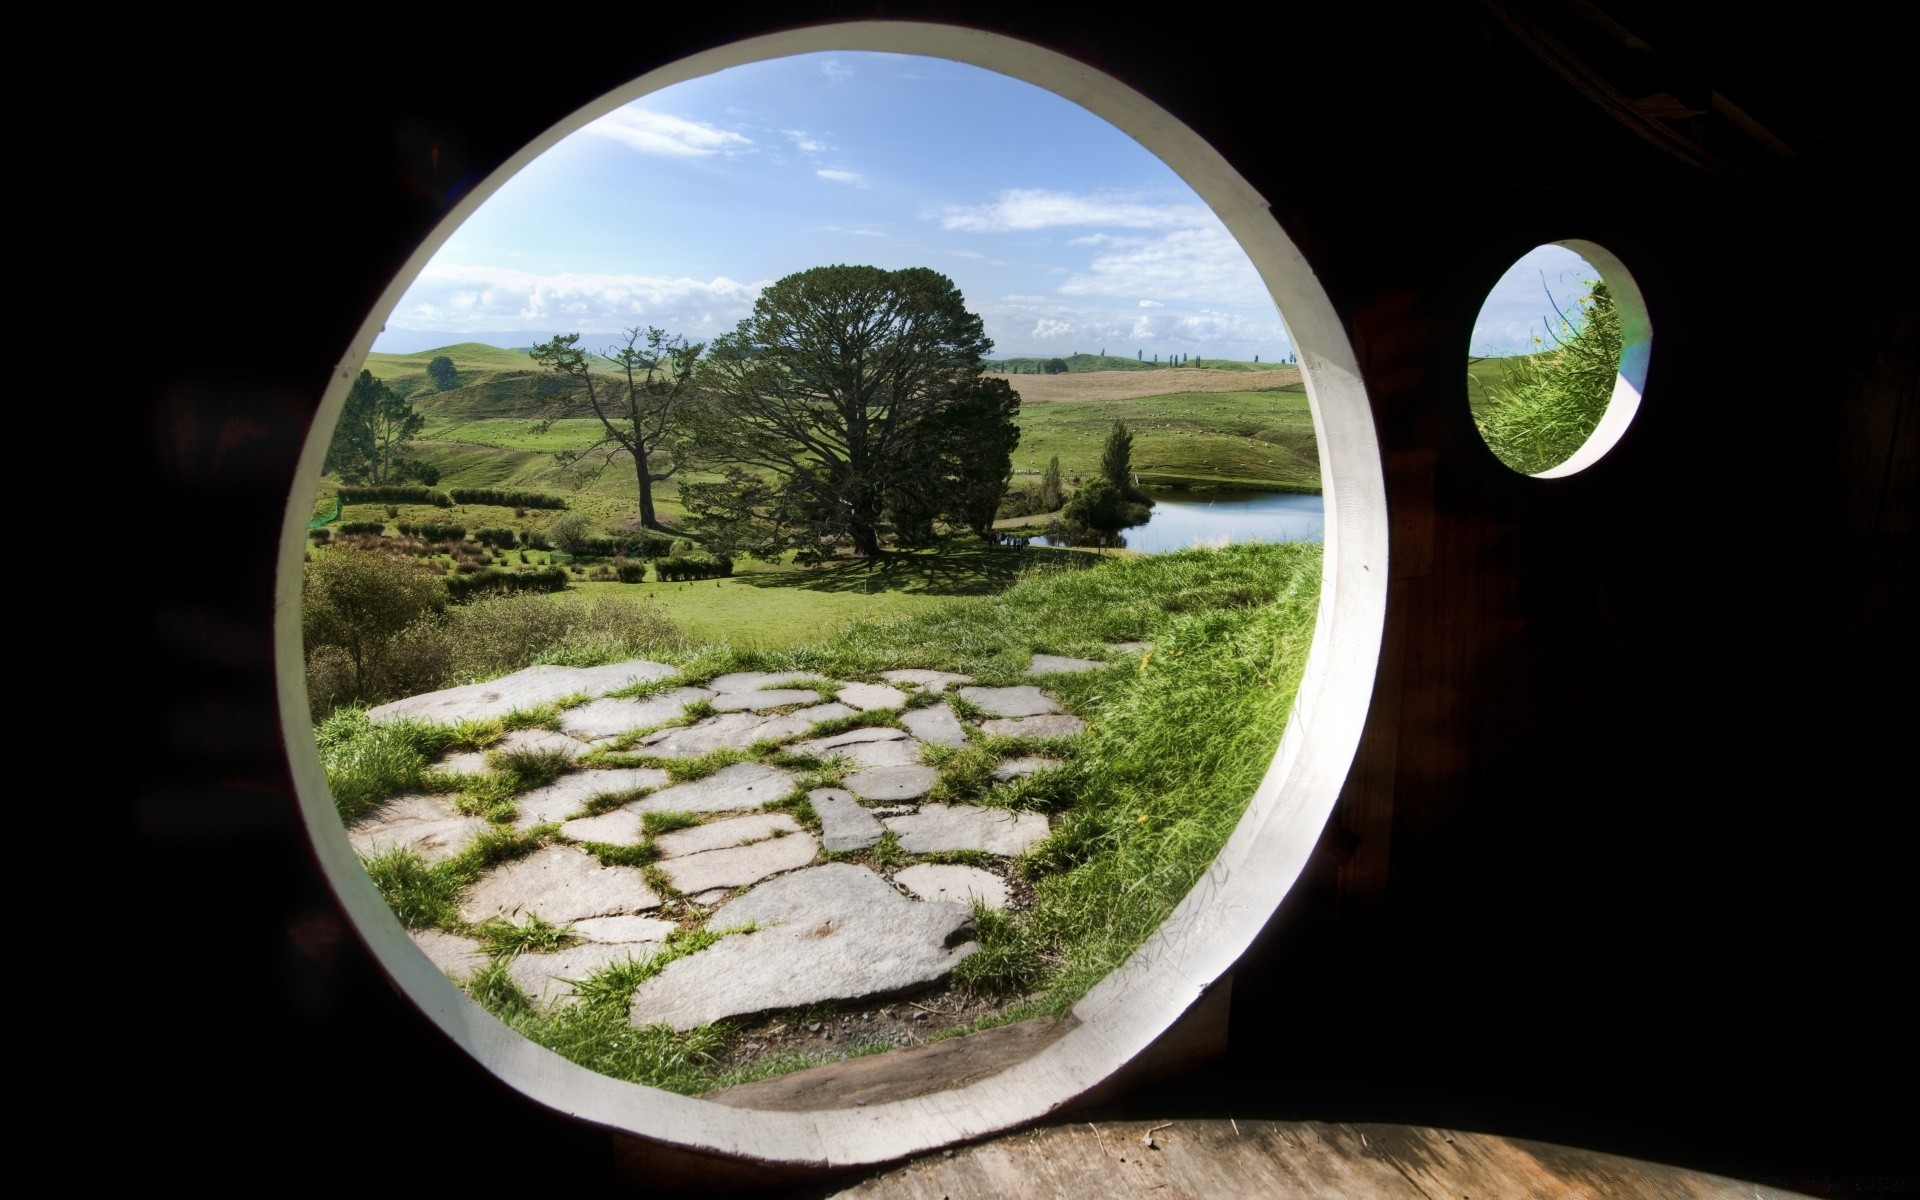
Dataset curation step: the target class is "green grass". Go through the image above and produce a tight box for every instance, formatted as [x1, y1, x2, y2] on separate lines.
[330, 540, 1322, 1090]
[1005, 389, 1318, 493]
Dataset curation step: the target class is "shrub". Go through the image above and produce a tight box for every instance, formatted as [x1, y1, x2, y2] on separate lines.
[444, 566, 570, 603]
[396, 521, 466, 542]
[338, 521, 386, 537]
[302, 548, 447, 706]
[338, 484, 452, 507]
[308, 528, 331, 543]
[616, 562, 648, 583]
[472, 527, 518, 549]
[653, 552, 734, 582]
[448, 488, 567, 510]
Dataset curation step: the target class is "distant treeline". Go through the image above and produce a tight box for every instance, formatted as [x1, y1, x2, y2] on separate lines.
[334, 484, 569, 510]
[448, 487, 568, 510]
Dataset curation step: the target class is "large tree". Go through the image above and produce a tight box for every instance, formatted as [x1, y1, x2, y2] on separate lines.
[528, 326, 704, 530]
[685, 265, 1015, 559]
[324, 369, 438, 485]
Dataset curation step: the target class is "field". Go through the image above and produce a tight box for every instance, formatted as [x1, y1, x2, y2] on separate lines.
[339, 349, 1321, 539]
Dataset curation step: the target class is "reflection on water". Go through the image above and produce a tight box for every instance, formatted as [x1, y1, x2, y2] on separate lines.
[1035, 490, 1324, 554]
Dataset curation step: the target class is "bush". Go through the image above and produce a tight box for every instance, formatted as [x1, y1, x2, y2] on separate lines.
[653, 552, 734, 582]
[308, 528, 331, 543]
[444, 566, 570, 603]
[338, 521, 386, 537]
[448, 488, 567, 510]
[338, 484, 452, 507]
[395, 521, 466, 543]
[472, 527, 518, 549]
[616, 561, 648, 583]
[302, 548, 447, 707]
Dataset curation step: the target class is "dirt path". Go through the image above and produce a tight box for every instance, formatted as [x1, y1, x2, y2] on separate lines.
[997, 367, 1302, 404]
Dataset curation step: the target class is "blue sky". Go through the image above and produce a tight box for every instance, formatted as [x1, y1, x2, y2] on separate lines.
[373, 51, 1592, 362]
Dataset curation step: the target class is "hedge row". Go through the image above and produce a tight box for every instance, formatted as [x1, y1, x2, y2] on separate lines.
[653, 553, 734, 582]
[338, 521, 386, 536]
[338, 485, 452, 507]
[397, 521, 466, 542]
[573, 533, 674, 559]
[445, 566, 570, 603]
[448, 488, 567, 510]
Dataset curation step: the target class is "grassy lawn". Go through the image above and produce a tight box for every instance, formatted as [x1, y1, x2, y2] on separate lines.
[1011, 388, 1318, 493]
[317, 540, 1321, 1094]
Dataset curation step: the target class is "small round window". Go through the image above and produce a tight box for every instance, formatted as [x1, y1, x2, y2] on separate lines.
[1467, 239, 1650, 477]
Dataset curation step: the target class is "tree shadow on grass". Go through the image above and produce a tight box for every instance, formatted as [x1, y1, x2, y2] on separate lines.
[738, 542, 1100, 598]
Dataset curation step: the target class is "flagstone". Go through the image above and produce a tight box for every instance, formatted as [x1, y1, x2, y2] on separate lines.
[792, 726, 908, 757]
[836, 682, 909, 711]
[894, 863, 1009, 910]
[628, 762, 798, 814]
[560, 688, 712, 739]
[900, 704, 969, 748]
[991, 755, 1067, 782]
[559, 808, 647, 846]
[843, 763, 941, 802]
[348, 794, 487, 864]
[654, 812, 803, 858]
[712, 688, 826, 712]
[508, 942, 659, 1011]
[514, 767, 670, 831]
[824, 738, 924, 769]
[707, 671, 818, 694]
[627, 864, 976, 1031]
[956, 685, 1060, 717]
[979, 714, 1087, 739]
[368, 659, 677, 726]
[409, 929, 489, 981]
[880, 669, 973, 693]
[749, 703, 856, 742]
[658, 831, 819, 894]
[809, 787, 885, 852]
[1026, 653, 1107, 675]
[459, 845, 661, 925]
[883, 805, 1051, 857]
[569, 915, 678, 944]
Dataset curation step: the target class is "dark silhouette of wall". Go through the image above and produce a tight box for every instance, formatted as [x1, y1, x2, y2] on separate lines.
[121, 4, 1913, 1195]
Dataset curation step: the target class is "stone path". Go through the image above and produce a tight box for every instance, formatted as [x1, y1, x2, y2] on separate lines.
[349, 646, 1142, 1035]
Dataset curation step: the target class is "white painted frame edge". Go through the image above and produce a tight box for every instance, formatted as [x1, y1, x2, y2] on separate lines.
[1531, 238, 1654, 479]
[273, 19, 1389, 1169]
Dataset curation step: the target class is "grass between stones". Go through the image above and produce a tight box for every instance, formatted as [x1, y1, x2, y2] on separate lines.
[326, 541, 1320, 1093]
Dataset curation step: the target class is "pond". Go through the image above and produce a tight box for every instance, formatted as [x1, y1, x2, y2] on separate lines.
[1034, 489, 1325, 554]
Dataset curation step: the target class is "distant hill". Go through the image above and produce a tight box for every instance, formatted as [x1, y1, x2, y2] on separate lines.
[984, 352, 1291, 375]
[370, 329, 599, 355]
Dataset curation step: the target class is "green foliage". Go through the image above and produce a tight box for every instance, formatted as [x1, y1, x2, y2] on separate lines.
[326, 370, 439, 485]
[447, 488, 567, 509]
[952, 902, 1045, 995]
[1476, 280, 1622, 475]
[337, 483, 452, 507]
[530, 327, 704, 530]
[315, 708, 453, 822]
[1044, 357, 1069, 375]
[1054, 477, 1151, 548]
[443, 566, 570, 603]
[361, 845, 462, 929]
[687, 265, 1013, 559]
[474, 914, 576, 955]
[427, 355, 458, 391]
[302, 548, 447, 707]
[1040, 454, 1064, 512]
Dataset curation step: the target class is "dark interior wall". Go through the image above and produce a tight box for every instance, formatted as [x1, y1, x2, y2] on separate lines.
[124, 3, 1913, 1193]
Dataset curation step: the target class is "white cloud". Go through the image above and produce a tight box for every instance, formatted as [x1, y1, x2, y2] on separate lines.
[818, 225, 888, 238]
[822, 59, 853, 84]
[584, 107, 752, 158]
[782, 129, 828, 154]
[389, 264, 770, 336]
[1138, 299, 1164, 308]
[817, 168, 866, 186]
[937, 189, 1212, 233]
[1058, 224, 1270, 307]
[1032, 319, 1074, 340]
